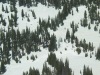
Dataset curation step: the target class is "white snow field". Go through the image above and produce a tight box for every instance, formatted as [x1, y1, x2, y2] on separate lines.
[0, 2, 61, 32]
[1, 2, 100, 75]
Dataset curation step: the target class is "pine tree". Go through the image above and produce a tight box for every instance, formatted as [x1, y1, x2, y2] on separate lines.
[66, 29, 70, 42]
[1, 60, 6, 74]
[5, 6, 9, 13]
[96, 47, 100, 60]
[32, 10, 36, 19]
[88, 23, 91, 29]
[21, 9, 24, 19]
[94, 25, 98, 31]
[27, 17, 30, 22]
[2, 4, 4, 12]
[84, 10, 87, 19]
[49, 34, 57, 52]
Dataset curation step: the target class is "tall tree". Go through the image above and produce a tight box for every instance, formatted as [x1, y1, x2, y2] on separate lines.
[49, 34, 57, 52]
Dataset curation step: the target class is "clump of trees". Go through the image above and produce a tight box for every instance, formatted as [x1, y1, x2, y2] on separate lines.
[23, 67, 40, 75]
[83, 65, 93, 75]
[47, 52, 72, 75]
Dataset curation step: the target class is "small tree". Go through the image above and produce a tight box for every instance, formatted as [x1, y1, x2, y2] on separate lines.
[96, 47, 100, 60]
[88, 24, 91, 29]
[94, 25, 98, 31]
[2, 4, 4, 12]
[1, 60, 6, 74]
[76, 47, 81, 54]
[66, 29, 70, 42]
[21, 9, 24, 19]
[32, 10, 36, 19]
[5, 6, 9, 13]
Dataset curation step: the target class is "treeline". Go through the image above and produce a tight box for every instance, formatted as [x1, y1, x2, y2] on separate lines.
[23, 52, 73, 75]
[22, 52, 94, 75]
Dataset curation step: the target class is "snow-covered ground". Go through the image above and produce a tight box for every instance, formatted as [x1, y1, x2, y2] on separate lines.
[1, 2, 100, 75]
[0, 2, 61, 32]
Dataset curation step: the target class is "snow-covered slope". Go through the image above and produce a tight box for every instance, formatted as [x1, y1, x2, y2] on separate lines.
[1, 2, 100, 75]
[0, 2, 61, 32]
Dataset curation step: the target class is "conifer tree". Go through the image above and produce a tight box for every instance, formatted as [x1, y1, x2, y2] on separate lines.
[21, 9, 24, 19]
[49, 34, 57, 52]
[5, 6, 9, 13]
[66, 29, 70, 42]
[2, 4, 4, 12]
[96, 47, 100, 60]
[32, 10, 36, 19]
[1, 60, 6, 74]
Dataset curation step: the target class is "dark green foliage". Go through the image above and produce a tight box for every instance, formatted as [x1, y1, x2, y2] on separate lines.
[85, 53, 88, 57]
[66, 29, 70, 42]
[31, 10, 36, 19]
[83, 18, 88, 27]
[5, 6, 9, 13]
[47, 52, 57, 67]
[49, 34, 57, 52]
[14, 11, 18, 27]
[0, 60, 6, 74]
[96, 47, 100, 60]
[27, 17, 30, 22]
[71, 32, 75, 44]
[84, 10, 87, 19]
[76, 7, 78, 12]
[90, 53, 92, 58]
[94, 25, 98, 31]
[88, 24, 91, 29]
[23, 67, 40, 75]
[15, 57, 19, 63]
[27, 56, 29, 60]
[47, 52, 72, 75]
[2, 19, 6, 26]
[21, 9, 24, 19]
[10, 5, 14, 12]
[75, 37, 79, 47]
[88, 42, 94, 51]
[2, 4, 4, 12]
[31, 55, 35, 61]
[83, 65, 93, 75]
[42, 63, 52, 75]
[76, 47, 81, 54]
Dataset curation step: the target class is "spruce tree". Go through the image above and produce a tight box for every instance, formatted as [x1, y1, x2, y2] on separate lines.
[1, 60, 6, 74]
[2, 4, 4, 12]
[96, 47, 100, 60]
[49, 34, 57, 52]
[21, 9, 24, 19]
[5, 6, 9, 13]
[66, 29, 70, 42]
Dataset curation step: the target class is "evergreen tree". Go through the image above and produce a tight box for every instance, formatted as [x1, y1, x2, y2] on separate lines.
[84, 10, 87, 19]
[32, 10, 36, 19]
[88, 24, 91, 29]
[1, 60, 6, 74]
[2, 4, 4, 12]
[5, 6, 9, 13]
[66, 29, 70, 42]
[49, 34, 57, 52]
[21, 9, 24, 19]
[96, 47, 100, 60]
